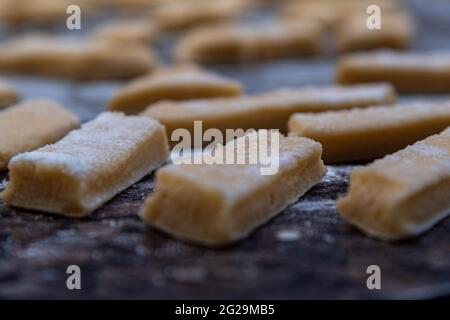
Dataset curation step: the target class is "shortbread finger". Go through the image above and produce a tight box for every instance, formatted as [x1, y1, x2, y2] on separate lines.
[288, 102, 450, 163]
[176, 20, 323, 63]
[0, 34, 155, 80]
[2, 112, 169, 217]
[92, 19, 159, 45]
[142, 83, 396, 140]
[336, 51, 450, 92]
[0, 0, 97, 24]
[140, 133, 326, 246]
[0, 78, 19, 108]
[0, 99, 79, 170]
[281, 0, 402, 28]
[337, 128, 450, 240]
[337, 13, 413, 52]
[152, 0, 252, 30]
[109, 64, 242, 114]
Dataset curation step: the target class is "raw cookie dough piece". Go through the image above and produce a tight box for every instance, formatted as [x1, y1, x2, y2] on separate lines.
[0, 99, 79, 170]
[0, 34, 156, 80]
[288, 102, 450, 163]
[281, 0, 402, 29]
[337, 127, 450, 240]
[152, 0, 253, 30]
[336, 13, 413, 52]
[140, 133, 326, 246]
[2, 112, 169, 217]
[109, 64, 242, 114]
[0, 78, 19, 108]
[176, 20, 323, 63]
[92, 19, 159, 45]
[0, 0, 97, 24]
[336, 51, 450, 92]
[141, 83, 396, 141]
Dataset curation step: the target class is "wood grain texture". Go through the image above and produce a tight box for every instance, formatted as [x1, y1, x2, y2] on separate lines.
[0, 0, 450, 299]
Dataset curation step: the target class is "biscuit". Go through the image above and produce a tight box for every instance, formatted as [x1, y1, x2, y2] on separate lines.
[0, 78, 19, 108]
[141, 83, 396, 141]
[0, 99, 79, 170]
[2, 112, 169, 217]
[336, 51, 450, 92]
[92, 19, 159, 45]
[288, 102, 450, 163]
[152, 0, 253, 30]
[337, 127, 450, 240]
[0, 34, 156, 79]
[109, 64, 242, 114]
[176, 20, 323, 63]
[336, 13, 413, 52]
[140, 133, 326, 246]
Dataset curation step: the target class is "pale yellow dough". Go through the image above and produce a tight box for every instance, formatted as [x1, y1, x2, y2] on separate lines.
[0, 79, 19, 108]
[336, 13, 413, 52]
[0, 99, 79, 170]
[288, 102, 450, 163]
[151, 0, 253, 30]
[336, 51, 450, 92]
[140, 134, 326, 246]
[2, 112, 169, 217]
[176, 20, 323, 63]
[92, 19, 159, 45]
[337, 127, 450, 240]
[141, 83, 396, 141]
[281, 0, 402, 29]
[0, 34, 156, 80]
[0, 0, 98, 24]
[109, 64, 242, 114]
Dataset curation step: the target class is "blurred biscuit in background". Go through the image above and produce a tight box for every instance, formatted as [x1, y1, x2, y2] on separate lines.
[151, 0, 255, 31]
[92, 19, 160, 45]
[0, 34, 156, 80]
[336, 12, 414, 52]
[0, 78, 19, 109]
[109, 64, 242, 114]
[176, 20, 323, 63]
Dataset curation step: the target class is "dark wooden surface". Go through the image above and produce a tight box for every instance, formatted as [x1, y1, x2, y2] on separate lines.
[1, 0, 450, 299]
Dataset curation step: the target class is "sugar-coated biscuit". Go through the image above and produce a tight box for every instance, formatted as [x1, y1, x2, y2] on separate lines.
[0, 99, 80, 170]
[140, 133, 326, 246]
[152, 0, 253, 30]
[2, 112, 169, 217]
[141, 83, 396, 141]
[337, 127, 450, 240]
[288, 102, 450, 163]
[336, 51, 450, 92]
[92, 19, 159, 45]
[0, 34, 156, 80]
[0, 78, 19, 108]
[336, 13, 413, 52]
[109, 64, 242, 114]
[176, 20, 323, 63]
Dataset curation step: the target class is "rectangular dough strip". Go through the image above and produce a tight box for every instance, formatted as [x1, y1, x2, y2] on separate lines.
[0, 99, 79, 170]
[2, 112, 169, 217]
[337, 127, 450, 240]
[141, 83, 396, 141]
[140, 133, 326, 246]
[288, 102, 450, 163]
